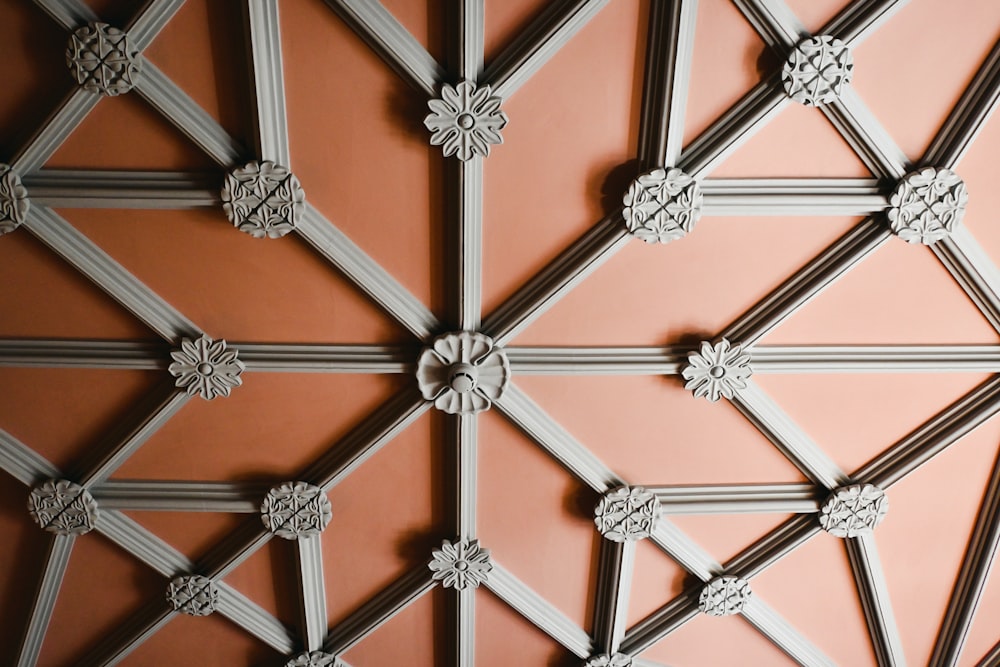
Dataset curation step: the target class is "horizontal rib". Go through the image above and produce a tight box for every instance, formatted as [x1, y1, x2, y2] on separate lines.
[24, 170, 219, 209]
[932, 225, 1000, 336]
[11, 88, 101, 175]
[495, 384, 625, 493]
[297, 205, 439, 340]
[725, 514, 821, 579]
[751, 345, 1000, 373]
[92, 480, 270, 512]
[821, 88, 910, 181]
[741, 596, 836, 667]
[485, 562, 593, 658]
[216, 582, 296, 655]
[324, 566, 435, 654]
[650, 483, 821, 514]
[722, 217, 891, 345]
[23, 207, 202, 342]
[0, 429, 61, 485]
[847, 534, 905, 667]
[700, 178, 887, 216]
[619, 592, 699, 656]
[483, 0, 610, 100]
[234, 343, 412, 373]
[322, 0, 444, 97]
[506, 346, 686, 374]
[96, 510, 194, 577]
[0, 339, 167, 369]
[15, 534, 76, 667]
[482, 212, 630, 347]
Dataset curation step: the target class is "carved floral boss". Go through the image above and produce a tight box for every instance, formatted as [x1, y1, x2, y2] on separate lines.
[416, 332, 510, 414]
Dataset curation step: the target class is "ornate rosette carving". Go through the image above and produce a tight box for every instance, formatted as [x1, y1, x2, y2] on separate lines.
[781, 35, 853, 106]
[221, 161, 305, 239]
[27, 479, 98, 535]
[622, 168, 702, 244]
[166, 575, 218, 616]
[887, 167, 968, 245]
[428, 539, 493, 590]
[594, 486, 660, 542]
[698, 576, 751, 617]
[168, 335, 245, 400]
[584, 653, 633, 667]
[416, 332, 510, 414]
[260, 482, 332, 539]
[66, 22, 140, 96]
[424, 81, 508, 161]
[819, 484, 888, 538]
[681, 339, 752, 402]
[0, 164, 29, 236]
[285, 651, 341, 667]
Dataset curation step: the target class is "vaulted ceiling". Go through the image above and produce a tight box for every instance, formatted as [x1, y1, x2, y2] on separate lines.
[3, 0, 1000, 666]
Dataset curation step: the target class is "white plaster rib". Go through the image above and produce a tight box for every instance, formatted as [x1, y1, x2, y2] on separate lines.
[730, 0, 807, 50]
[741, 596, 837, 667]
[97, 510, 194, 577]
[846, 534, 906, 667]
[235, 343, 412, 373]
[197, 518, 274, 581]
[456, 156, 484, 331]
[11, 88, 101, 175]
[977, 641, 1000, 667]
[0, 429, 61, 486]
[297, 204, 439, 340]
[322, 0, 444, 97]
[700, 178, 888, 216]
[725, 514, 822, 580]
[484, 562, 594, 658]
[245, 0, 291, 166]
[24, 170, 220, 209]
[126, 0, 186, 51]
[821, 88, 910, 181]
[22, 206, 202, 342]
[930, 446, 1000, 667]
[216, 582, 297, 655]
[459, 0, 485, 81]
[92, 480, 269, 512]
[619, 593, 700, 656]
[482, 0, 611, 100]
[822, 0, 911, 49]
[30, 0, 97, 30]
[650, 483, 821, 514]
[592, 540, 636, 655]
[454, 413, 477, 540]
[932, 226, 1000, 336]
[15, 534, 76, 667]
[0, 340, 167, 370]
[456, 586, 475, 667]
[650, 520, 722, 582]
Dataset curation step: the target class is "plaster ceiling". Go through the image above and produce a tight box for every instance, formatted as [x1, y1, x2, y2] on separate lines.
[2, 0, 1000, 666]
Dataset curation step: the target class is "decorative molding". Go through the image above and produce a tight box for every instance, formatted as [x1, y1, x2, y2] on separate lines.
[97, 510, 194, 577]
[92, 480, 269, 512]
[260, 482, 332, 540]
[731, 0, 806, 50]
[455, 151, 484, 331]
[698, 576, 752, 616]
[245, 0, 291, 166]
[296, 537, 328, 652]
[821, 87, 909, 181]
[650, 483, 821, 515]
[740, 596, 837, 667]
[425, 82, 507, 161]
[169, 335, 245, 400]
[23, 170, 219, 209]
[197, 518, 273, 581]
[166, 575, 218, 616]
[28, 479, 98, 535]
[846, 533, 905, 667]
[125, 0, 185, 52]
[286, 652, 341, 667]
[31, 0, 98, 31]
[781, 36, 853, 107]
[66, 23, 141, 96]
[429, 539, 492, 590]
[622, 168, 702, 244]
[234, 343, 412, 373]
[619, 593, 699, 656]
[682, 339, 752, 402]
[215, 582, 297, 654]
[0, 164, 29, 235]
[11, 87, 100, 174]
[701, 177, 888, 216]
[650, 520, 722, 582]
[725, 514, 820, 579]
[453, 413, 478, 540]
[821, 0, 910, 48]
[933, 226, 1000, 336]
[416, 332, 510, 414]
[592, 540, 635, 655]
[75, 598, 175, 667]
[888, 167, 968, 245]
[15, 534, 76, 667]
[584, 654, 634, 667]
[818, 484, 888, 537]
[594, 486, 660, 542]
[221, 161, 304, 239]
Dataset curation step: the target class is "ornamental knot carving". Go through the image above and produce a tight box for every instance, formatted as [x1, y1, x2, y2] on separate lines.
[66, 22, 140, 96]
[593, 486, 660, 542]
[428, 539, 492, 590]
[260, 482, 332, 540]
[781, 35, 853, 106]
[584, 653, 633, 667]
[0, 164, 29, 236]
[166, 575, 218, 616]
[819, 484, 888, 538]
[424, 81, 508, 161]
[887, 167, 968, 245]
[681, 339, 752, 402]
[221, 161, 305, 239]
[27, 479, 98, 535]
[285, 651, 342, 667]
[416, 332, 510, 414]
[622, 168, 702, 244]
[168, 335, 245, 400]
[698, 576, 751, 616]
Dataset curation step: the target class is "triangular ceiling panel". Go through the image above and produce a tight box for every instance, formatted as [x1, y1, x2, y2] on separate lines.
[670, 512, 798, 564]
[122, 510, 247, 562]
[225, 535, 299, 631]
[477, 587, 580, 666]
[380, 0, 446, 65]
[342, 584, 442, 667]
[626, 537, 691, 628]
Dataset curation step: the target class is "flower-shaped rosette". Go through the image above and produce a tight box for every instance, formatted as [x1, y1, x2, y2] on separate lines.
[594, 486, 660, 542]
[285, 651, 341, 667]
[166, 575, 219, 616]
[168, 335, 245, 400]
[28, 479, 98, 535]
[66, 22, 140, 96]
[585, 653, 633, 667]
[819, 484, 888, 538]
[681, 339, 752, 402]
[622, 168, 702, 244]
[781, 35, 853, 107]
[428, 539, 493, 590]
[416, 332, 510, 414]
[887, 167, 968, 245]
[0, 164, 29, 235]
[260, 481, 332, 539]
[221, 161, 305, 239]
[424, 81, 508, 161]
[698, 576, 751, 617]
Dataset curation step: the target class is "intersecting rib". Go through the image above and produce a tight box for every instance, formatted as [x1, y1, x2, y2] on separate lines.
[822, 0, 911, 49]
[295, 536, 328, 652]
[847, 534, 905, 667]
[0, 429, 61, 485]
[459, 0, 484, 81]
[453, 413, 477, 540]
[23, 207, 202, 342]
[31, 0, 97, 30]
[700, 178, 887, 217]
[821, 88, 910, 181]
[722, 217, 891, 346]
[92, 480, 269, 512]
[10, 89, 101, 175]
[245, 0, 291, 166]
[24, 170, 219, 209]
[97, 510, 194, 577]
[725, 514, 821, 580]
[592, 540, 635, 655]
[484, 562, 594, 658]
[750, 345, 1000, 374]
[506, 346, 686, 374]
[482, 0, 610, 100]
[650, 483, 820, 514]
[235, 343, 412, 373]
[619, 592, 699, 656]
[322, 0, 444, 97]
[217, 582, 297, 654]
[741, 597, 837, 667]
[454, 157, 484, 331]
[650, 520, 722, 582]
[482, 212, 630, 347]
[456, 586, 475, 667]
[15, 534, 76, 667]
[125, 0, 186, 51]
[638, 0, 699, 168]
[297, 204, 440, 340]
[932, 225, 1000, 336]
[730, 0, 806, 51]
